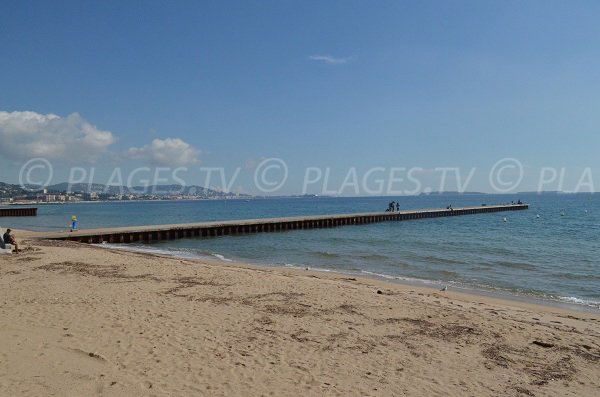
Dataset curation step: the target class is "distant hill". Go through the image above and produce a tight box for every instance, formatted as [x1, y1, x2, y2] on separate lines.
[46, 183, 248, 197]
[0, 181, 250, 198]
[0, 182, 28, 198]
[515, 191, 590, 195]
[45, 183, 108, 193]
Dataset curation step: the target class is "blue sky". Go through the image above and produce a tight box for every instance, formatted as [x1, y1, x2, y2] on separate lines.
[1, 1, 599, 194]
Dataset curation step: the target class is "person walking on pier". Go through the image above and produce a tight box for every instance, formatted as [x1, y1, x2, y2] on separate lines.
[3, 229, 19, 253]
[396, 202, 400, 212]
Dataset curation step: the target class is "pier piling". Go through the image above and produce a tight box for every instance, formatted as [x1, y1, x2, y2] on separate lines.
[0, 207, 37, 217]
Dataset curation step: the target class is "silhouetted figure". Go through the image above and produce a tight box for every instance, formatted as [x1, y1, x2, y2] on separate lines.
[396, 203, 400, 211]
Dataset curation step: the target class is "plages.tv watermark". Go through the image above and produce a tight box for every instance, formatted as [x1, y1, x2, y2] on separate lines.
[17, 157, 596, 195]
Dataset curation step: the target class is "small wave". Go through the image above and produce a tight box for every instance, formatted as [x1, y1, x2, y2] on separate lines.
[360, 270, 398, 280]
[100, 243, 177, 257]
[480, 246, 519, 256]
[355, 253, 389, 261]
[99, 243, 227, 262]
[430, 269, 460, 279]
[419, 255, 465, 266]
[210, 253, 233, 262]
[313, 251, 340, 258]
[310, 267, 333, 272]
[558, 296, 600, 307]
[552, 272, 600, 281]
[359, 270, 423, 282]
[283, 263, 333, 272]
[491, 261, 537, 271]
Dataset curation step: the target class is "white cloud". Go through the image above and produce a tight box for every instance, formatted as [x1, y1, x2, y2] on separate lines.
[127, 138, 200, 167]
[0, 111, 116, 162]
[0, 111, 201, 170]
[308, 54, 352, 64]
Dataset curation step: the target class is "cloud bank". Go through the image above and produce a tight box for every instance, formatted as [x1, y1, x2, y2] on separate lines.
[0, 111, 116, 162]
[127, 138, 200, 167]
[0, 110, 202, 170]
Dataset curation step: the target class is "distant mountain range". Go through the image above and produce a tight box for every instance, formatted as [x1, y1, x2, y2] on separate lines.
[0, 182, 249, 198]
[2, 181, 592, 200]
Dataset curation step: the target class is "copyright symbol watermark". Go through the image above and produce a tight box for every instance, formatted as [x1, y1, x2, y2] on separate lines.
[19, 158, 54, 191]
[489, 158, 523, 193]
[254, 157, 288, 193]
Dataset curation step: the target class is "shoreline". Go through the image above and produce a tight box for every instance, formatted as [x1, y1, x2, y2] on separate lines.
[10, 235, 600, 320]
[14, 226, 600, 312]
[1, 237, 599, 395]
[98, 241, 600, 314]
[0, 197, 249, 207]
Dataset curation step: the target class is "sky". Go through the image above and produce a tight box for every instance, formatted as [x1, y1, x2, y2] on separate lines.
[1, 1, 599, 195]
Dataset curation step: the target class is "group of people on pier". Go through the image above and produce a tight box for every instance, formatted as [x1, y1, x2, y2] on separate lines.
[386, 201, 400, 212]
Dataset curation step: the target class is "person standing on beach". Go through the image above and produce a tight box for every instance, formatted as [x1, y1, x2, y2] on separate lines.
[3, 229, 19, 253]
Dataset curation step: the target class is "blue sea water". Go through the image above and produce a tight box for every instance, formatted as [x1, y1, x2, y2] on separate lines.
[2, 193, 599, 307]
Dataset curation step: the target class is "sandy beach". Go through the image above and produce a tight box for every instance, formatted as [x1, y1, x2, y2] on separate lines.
[1, 237, 599, 396]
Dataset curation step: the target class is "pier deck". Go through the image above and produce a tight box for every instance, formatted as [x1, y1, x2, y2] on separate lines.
[33, 203, 528, 244]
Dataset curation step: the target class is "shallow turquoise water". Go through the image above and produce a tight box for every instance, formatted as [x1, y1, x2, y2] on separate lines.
[3, 193, 599, 307]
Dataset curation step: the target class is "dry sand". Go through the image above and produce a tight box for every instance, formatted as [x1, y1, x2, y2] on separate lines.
[1, 238, 599, 396]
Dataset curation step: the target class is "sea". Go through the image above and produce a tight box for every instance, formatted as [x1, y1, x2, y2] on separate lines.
[2, 193, 599, 309]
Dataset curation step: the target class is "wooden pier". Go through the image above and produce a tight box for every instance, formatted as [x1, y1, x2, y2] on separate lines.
[0, 207, 37, 217]
[34, 204, 528, 244]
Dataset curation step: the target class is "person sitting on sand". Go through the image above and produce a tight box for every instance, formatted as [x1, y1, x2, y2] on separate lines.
[3, 228, 19, 253]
